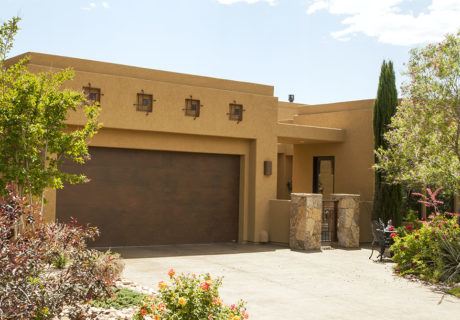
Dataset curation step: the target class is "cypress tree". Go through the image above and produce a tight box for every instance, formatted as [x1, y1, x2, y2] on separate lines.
[373, 60, 403, 225]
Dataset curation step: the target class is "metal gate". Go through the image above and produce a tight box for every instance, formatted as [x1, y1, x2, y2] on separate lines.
[322, 200, 338, 242]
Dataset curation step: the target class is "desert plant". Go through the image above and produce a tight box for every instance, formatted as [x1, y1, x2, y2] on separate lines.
[391, 214, 460, 283]
[0, 185, 123, 319]
[439, 237, 460, 283]
[90, 288, 148, 310]
[133, 269, 248, 320]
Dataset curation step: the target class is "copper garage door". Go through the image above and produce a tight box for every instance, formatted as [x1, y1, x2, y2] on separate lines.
[56, 147, 240, 247]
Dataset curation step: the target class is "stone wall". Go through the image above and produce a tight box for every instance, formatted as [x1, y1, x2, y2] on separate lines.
[289, 193, 322, 250]
[332, 194, 360, 248]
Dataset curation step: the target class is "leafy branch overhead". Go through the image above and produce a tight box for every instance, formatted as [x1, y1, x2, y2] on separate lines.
[0, 17, 101, 203]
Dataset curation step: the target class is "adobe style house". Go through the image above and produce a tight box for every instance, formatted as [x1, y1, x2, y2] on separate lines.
[6, 52, 375, 247]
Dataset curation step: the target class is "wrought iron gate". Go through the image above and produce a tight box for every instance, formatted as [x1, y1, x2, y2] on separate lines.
[322, 200, 338, 242]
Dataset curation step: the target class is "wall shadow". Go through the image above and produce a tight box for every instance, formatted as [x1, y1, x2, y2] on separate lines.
[98, 242, 288, 259]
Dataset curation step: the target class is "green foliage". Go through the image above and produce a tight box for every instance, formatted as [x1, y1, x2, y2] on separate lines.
[50, 252, 69, 269]
[447, 286, 460, 298]
[90, 288, 148, 310]
[0, 16, 101, 204]
[403, 210, 419, 223]
[372, 60, 403, 225]
[391, 215, 460, 284]
[439, 236, 460, 283]
[133, 270, 248, 320]
[375, 30, 460, 195]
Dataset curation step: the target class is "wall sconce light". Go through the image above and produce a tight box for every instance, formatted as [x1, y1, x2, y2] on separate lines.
[264, 160, 272, 176]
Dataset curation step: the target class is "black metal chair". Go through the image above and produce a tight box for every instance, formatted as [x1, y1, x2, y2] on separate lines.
[369, 219, 387, 261]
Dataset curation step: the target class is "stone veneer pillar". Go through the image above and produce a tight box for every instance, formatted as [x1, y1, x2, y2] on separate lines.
[331, 194, 360, 248]
[289, 193, 322, 250]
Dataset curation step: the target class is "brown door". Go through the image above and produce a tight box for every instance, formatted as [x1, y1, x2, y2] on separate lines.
[56, 147, 240, 247]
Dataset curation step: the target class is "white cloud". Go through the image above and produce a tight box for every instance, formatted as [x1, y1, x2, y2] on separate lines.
[306, 0, 460, 46]
[217, 0, 278, 6]
[81, 1, 110, 11]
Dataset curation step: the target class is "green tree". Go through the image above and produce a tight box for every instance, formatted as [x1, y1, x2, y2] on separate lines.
[376, 31, 460, 197]
[372, 60, 403, 225]
[0, 17, 101, 216]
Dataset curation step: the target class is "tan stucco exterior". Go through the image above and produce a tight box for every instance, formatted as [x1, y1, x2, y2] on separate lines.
[290, 100, 375, 242]
[7, 52, 376, 245]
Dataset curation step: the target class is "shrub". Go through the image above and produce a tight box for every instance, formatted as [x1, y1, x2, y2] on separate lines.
[133, 270, 248, 320]
[0, 184, 124, 319]
[391, 214, 460, 283]
[439, 236, 460, 283]
[447, 287, 460, 298]
[90, 288, 148, 310]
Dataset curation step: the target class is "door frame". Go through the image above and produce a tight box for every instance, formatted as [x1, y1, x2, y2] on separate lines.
[312, 156, 335, 194]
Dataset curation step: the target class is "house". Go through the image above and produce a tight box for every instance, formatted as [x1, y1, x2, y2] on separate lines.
[6, 52, 375, 247]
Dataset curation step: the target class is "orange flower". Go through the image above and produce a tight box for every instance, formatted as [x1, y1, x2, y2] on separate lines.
[157, 302, 166, 311]
[212, 297, 222, 306]
[168, 268, 175, 278]
[140, 307, 148, 316]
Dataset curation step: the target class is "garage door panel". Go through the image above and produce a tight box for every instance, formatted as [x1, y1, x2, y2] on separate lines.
[57, 147, 240, 247]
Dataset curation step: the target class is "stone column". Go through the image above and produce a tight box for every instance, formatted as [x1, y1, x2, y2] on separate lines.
[331, 194, 360, 248]
[289, 193, 322, 250]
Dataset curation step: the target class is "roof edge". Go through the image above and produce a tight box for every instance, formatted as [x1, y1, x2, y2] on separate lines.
[6, 52, 275, 96]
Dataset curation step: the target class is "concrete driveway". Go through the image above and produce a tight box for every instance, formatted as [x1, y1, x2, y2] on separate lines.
[115, 243, 459, 320]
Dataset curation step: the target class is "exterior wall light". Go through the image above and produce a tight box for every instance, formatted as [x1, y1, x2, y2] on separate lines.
[264, 160, 272, 176]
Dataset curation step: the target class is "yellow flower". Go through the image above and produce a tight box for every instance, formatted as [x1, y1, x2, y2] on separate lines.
[178, 297, 187, 306]
[230, 316, 241, 320]
[158, 281, 168, 290]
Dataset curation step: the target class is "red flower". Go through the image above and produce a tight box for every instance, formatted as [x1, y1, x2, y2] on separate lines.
[388, 225, 395, 231]
[405, 224, 413, 231]
[390, 232, 397, 239]
[200, 281, 210, 291]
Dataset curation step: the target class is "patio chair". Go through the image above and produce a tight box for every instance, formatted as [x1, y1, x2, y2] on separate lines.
[369, 219, 386, 261]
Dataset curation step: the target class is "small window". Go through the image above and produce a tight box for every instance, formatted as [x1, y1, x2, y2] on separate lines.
[229, 103, 244, 122]
[137, 93, 153, 112]
[184, 98, 201, 118]
[83, 86, 101, 104]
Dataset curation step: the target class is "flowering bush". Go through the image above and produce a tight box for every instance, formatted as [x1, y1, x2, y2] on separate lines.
[0, 185, 124, 319]
[133, 270, 248, 320]
[391, 214, 460, 283]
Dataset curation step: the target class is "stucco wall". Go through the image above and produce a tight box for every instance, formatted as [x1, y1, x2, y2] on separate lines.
[268, 199, 290, 244]
[20, 52, 279, 243]
[291, 100, 375, 242]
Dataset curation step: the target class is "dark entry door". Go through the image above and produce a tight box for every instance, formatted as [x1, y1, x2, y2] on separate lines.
[313, 156, 335, 197]
[56, 147, 240, 247]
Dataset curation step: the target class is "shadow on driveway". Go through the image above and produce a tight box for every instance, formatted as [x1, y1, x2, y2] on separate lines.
[101, 242, 287, 259]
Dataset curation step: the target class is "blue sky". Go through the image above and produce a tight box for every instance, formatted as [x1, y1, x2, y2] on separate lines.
[2, 0, 460, 104]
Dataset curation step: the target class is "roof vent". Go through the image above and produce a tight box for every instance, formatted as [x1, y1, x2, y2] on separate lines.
[288, 94, 295, 103]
